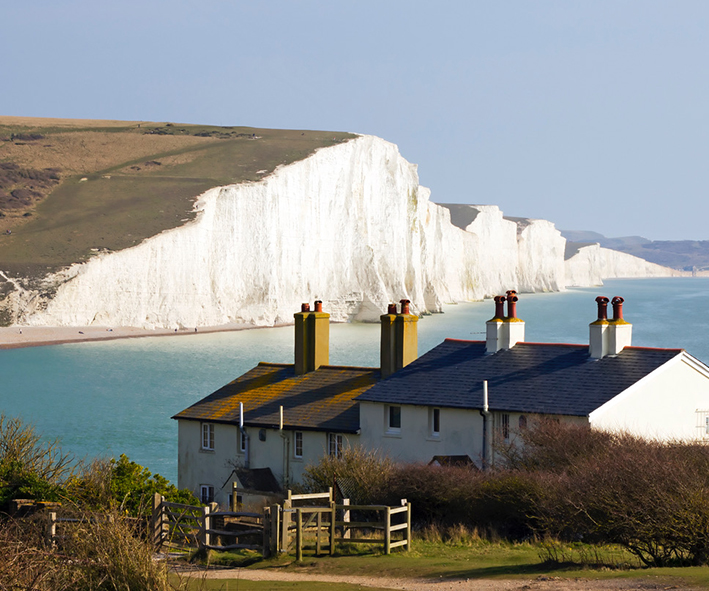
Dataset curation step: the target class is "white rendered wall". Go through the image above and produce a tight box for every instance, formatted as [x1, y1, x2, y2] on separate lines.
[177, 420, 357, 502]
[358, 401, 485, 465]
[589, 353, 709, 440]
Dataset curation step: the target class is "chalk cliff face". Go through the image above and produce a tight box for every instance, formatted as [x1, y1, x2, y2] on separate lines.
[564, 244, 683, 287]
[4, 135, 679, 329]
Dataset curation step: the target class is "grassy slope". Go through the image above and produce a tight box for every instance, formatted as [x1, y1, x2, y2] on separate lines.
[176, 540, 709, 590]
[0, 117, 354, 277]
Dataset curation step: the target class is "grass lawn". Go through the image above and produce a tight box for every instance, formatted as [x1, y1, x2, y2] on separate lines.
[171, 539, 709, 590]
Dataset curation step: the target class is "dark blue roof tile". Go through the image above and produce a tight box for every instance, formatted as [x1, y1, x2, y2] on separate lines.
[357, 340, 682, 416]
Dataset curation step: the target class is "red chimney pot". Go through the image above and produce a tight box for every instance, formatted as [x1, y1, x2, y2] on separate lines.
[493, 295, 506, 319]
[314, 300, 323, 313]
[611, 296, 624, 321]
[387, 303, 398, 315]
[400, 299, 411, 315]
[301, 303, 310, 313]
[595, 296, 609, 320]
[505, 290, 519, 319]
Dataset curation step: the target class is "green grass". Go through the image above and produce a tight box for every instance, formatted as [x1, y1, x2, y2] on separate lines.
[173, 539, 709, 590]
[0, 121, 355, 277]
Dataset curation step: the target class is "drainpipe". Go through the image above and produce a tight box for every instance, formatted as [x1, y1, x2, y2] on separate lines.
[479, 380, 491, 471]
[239, 402, 250, 469]
[280, 405, 290, 489]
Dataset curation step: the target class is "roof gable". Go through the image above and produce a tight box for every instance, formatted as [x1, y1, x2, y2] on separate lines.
[357, 339, 683, 416]
[174, 362, 379, 433]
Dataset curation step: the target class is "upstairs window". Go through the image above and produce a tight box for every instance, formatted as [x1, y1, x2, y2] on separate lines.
[294, 431, 303, 458]
[328, 433, 343, 458]
[201, 423, 214, 450]
[501, 413, 510, 441]
[239, 428, 247, 453]
[388, 405, 401, 433]
[430, 408, 441, 437]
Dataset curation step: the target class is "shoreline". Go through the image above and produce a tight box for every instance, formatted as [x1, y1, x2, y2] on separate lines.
[0, 322, 291, 350]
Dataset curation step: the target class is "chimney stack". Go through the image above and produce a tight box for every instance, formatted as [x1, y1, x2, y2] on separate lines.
[294, 300, 330, 375]
[380, 299, 419, 378]
[486, 291, 525, 353]
[589, 296, 631, 358]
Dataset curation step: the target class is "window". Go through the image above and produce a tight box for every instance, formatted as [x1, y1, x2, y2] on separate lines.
[200, 485, 214, 504]
[328, 433, 343, 458]
[294, 431, 303, 458]
[501, 413, 510, 441]
[201, 423, 214, 450]
[388, 405, 401, 432]
[429, 408, 440, 437]
[518, 415, 527, 430]
[239, 428, 247, 453]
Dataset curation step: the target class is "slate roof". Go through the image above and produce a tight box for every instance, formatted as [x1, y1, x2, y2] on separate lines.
[357, 339, 683, 417]
[173, 362, 379, 433]
[236, 468, 282, 494]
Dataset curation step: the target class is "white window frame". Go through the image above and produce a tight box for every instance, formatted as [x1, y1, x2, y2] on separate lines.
[500, 413, 510, 441]
[328, 433, 343, 458]
[201, 423, 214, 450]
[200, 484, 214, 504]
[387, 405, 402, 434]
[429, 407, 441, 438]
[294, 431, 303, 458]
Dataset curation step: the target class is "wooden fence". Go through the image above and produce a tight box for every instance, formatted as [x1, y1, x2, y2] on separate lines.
[151, 493, 264, 552]
[149, 491, 411, 558]
[273, 490, 412, 559]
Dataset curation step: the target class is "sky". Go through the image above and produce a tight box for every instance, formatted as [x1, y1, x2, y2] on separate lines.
[2, 1, 708, 241]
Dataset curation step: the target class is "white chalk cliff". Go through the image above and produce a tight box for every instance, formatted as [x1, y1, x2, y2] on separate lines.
[6, 135, 680, 329]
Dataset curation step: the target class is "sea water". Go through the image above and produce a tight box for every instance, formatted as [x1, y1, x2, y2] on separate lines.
[1, 277, 708, 484]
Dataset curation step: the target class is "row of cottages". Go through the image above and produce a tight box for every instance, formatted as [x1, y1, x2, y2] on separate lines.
[173, 294, 709, 507]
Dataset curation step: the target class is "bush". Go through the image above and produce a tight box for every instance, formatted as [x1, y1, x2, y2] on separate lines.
[301, 446, 394, 504]
[108, 454, 198, 516]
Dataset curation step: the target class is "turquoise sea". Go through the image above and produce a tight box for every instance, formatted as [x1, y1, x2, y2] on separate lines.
[1, 277, 708, 484]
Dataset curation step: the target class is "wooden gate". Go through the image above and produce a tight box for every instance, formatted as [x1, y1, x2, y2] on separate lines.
[151, 493, 264, 552]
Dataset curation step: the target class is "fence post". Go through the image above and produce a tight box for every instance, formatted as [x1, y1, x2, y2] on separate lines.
[262, 507, 271, 558]
[342, 498, 350, 540]
[280, 498, 291, 552]
[46, 511, 56, 548]
[231, 481, 238, 512]
[385, 506, 391, 555]
[151, 493, 163, 549]
[296, 508, 303, 561]
[316, 511, 322, 555]
[406, 502, 412, 552]
[200, 504, 211, 548]
[329, 501, 336, 556]
[271, 504, 281, 555]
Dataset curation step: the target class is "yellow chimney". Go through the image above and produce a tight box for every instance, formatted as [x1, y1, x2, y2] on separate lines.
[381, 299, 418, 378]
[294, 301, 330, 375]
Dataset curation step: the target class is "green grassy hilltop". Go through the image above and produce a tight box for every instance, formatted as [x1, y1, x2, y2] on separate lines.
[0, 116, 354, 277]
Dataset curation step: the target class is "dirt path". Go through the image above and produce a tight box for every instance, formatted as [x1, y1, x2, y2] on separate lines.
[189, 567, 699, 590]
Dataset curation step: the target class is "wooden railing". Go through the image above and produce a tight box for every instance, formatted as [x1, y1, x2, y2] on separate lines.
[149, 491, 411, 558]
[151, 493, 263, 552]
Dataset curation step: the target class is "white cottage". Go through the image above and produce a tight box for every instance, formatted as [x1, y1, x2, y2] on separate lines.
[357, 293, 709, 467]
[175, 293, 709, 502]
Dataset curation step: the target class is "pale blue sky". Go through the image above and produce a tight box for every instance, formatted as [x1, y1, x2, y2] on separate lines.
[3, 1, 707, 240]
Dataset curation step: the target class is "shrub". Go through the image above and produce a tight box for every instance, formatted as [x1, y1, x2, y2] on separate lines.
[301, 446, 394, 504]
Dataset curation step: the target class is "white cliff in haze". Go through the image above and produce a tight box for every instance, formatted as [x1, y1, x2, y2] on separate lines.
[6, 135, 679, 329]
[564, 243, 683, 287]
